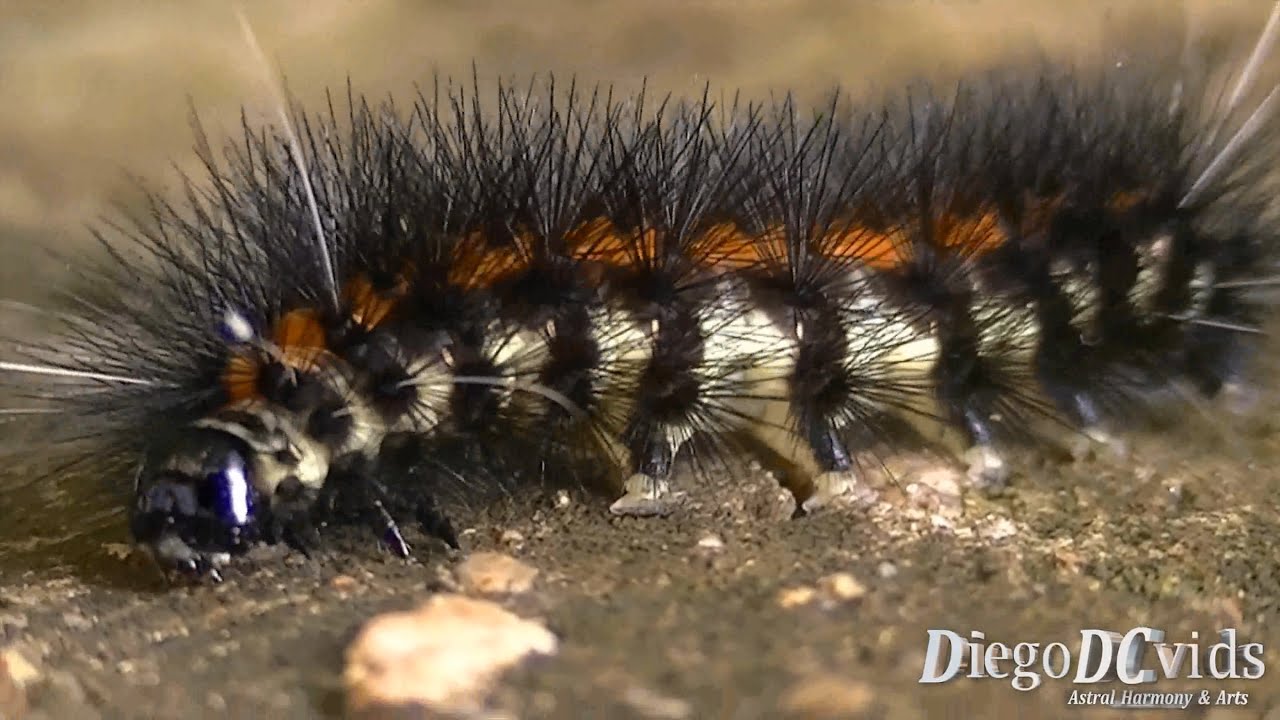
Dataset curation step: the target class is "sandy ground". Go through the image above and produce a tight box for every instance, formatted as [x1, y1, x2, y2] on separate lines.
[4, 1, 1280, 718]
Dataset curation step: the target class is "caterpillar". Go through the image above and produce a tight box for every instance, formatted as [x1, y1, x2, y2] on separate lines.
[4, 5, 1280, 583]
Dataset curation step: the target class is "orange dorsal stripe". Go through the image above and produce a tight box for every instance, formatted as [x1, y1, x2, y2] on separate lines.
[222, 308, 330, 402]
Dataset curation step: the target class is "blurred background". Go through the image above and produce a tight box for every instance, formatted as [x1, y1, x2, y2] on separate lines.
[0, 0, 1275, 570]
[0, 0, 1272, 289]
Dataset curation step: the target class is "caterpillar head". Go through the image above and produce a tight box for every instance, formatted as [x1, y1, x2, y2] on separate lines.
[131, 404, 331, 581]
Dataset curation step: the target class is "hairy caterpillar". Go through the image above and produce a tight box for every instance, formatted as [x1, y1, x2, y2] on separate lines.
[3, 5, 1280, 583]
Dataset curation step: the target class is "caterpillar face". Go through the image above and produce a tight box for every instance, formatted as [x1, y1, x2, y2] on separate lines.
[131, 427, 263, 580]
[131, 403, 332, 579]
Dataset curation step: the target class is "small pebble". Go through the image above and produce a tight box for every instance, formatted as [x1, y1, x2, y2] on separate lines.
[103, 543, 133, 560]
[817, 572, 867, 602]
[621, 685, 692, 720]
[0, 650, 27, 717]
[344, 594, 557, 717]
[0, 651, 30, 720]
[980, 516, 1019, 542]
[1051, 543, 1083, 575]
[696, 535, 724, 550]
[780, 675, 874, 718]
[905, 467, 964, 518]
[777, 587, 818, 609]
[205, 692, 228, 712]
[61, 612, 94, 631]
[778, 572, 868, 609]
[456, 552, 540, 596]
[877, 562, 898, 579]
[330, 574, 359, 592]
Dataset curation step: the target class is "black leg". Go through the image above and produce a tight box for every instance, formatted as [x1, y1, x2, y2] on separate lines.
[369, 490, 412, 558]
[268, 476, 323, 556]
[636, 435, 675, 478]
[609, 430, 676, 516]
[150, 533, 225, 583]
[324, 456, 417, 558]
[414, 496, 460, 550]
[807, 422, 853, 473]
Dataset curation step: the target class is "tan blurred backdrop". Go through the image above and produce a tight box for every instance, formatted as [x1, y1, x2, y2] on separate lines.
[0, 0, 1273, 294]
